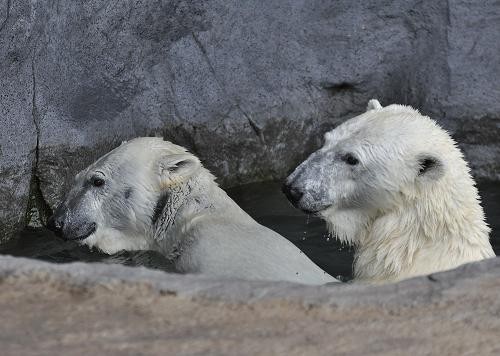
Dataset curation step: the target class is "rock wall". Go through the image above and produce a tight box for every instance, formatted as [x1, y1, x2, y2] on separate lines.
[1, 0, 499, 240]
[0, 255, 499, 355]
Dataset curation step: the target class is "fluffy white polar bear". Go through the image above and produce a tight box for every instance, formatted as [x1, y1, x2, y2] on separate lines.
[283, 99, 495, 283]
[48, 137, 337, 285]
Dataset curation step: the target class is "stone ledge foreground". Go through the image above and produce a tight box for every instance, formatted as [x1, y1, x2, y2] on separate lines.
[0, 255, 499, 355]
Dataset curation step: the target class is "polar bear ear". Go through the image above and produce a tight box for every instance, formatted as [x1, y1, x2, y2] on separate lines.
[157, 153, 201, 186]
[366, 99, 383, 111]
[416, 155, 444, 181]
[324, 131, 334, 142]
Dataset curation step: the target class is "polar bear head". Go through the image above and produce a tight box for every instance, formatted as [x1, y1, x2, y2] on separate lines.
[283, 99, 492, 281]
[47, 137, 204, 254]
[284, 99, 452, 241]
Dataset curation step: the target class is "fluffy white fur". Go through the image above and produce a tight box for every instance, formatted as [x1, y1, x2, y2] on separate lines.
[64, 138, 337, 285]
[286, 100, 494, 283]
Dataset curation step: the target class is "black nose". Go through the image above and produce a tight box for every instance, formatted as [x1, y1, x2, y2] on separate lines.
[46, 215, 64, 236]
[282, 183, 304, 204]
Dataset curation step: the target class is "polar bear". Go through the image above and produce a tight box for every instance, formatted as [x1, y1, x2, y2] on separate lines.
[47, 137, 337, 285]
[283, 99, 494, 283]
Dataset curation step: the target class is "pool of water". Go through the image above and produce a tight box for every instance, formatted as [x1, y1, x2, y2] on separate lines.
[1, 180, 498, 281]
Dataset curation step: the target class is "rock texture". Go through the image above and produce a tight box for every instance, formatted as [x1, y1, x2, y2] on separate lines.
[0, 255, 499, 355]
[0, 0, 38, 241]
[1, 0, 499, 238]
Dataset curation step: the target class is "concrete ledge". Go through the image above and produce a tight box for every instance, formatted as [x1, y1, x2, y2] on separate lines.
[0, 255, 499, 355]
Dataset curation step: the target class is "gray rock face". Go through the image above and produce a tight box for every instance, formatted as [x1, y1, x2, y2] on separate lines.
[1, 0, 499, 237]
[0, 0, 38, 241]
[0, 255, 499, 355]
[444, 0, 500, 180]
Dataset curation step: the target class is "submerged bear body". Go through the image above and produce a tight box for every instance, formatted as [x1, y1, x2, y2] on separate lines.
[49, 138, 337, 285]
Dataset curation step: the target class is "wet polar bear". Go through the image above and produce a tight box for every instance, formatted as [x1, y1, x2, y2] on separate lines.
[48, 137, 337, 285]
[283, 99, 494, 283]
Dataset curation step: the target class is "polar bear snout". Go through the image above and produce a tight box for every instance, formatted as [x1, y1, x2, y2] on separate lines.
[283, 154, 336, 214]
[47, 202, 97, 241]
[281, 183, 303, 206]
[46, 213, 64, 236]
[282, 177, 332, 214]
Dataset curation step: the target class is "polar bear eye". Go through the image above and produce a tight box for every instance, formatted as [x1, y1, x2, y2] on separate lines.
[342, 153, 359, 166]
[91, 177, 105, 187]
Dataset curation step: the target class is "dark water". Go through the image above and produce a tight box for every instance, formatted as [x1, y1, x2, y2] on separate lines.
[1, 181, 498, 281]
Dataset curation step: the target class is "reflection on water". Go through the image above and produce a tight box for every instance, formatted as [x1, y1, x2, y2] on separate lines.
[0, 180, 498, 281]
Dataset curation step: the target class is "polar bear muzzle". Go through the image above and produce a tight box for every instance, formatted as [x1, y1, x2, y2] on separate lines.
[282, 150, 338, 214]
[47, 202, 97, 241]
[47, 176, 103, 241]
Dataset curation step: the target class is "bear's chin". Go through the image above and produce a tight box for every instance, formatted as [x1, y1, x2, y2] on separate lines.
[319, 207, 371, 245]
[300, 207, 325, 215]
[82, 228, 151, 254]
[296, 202, 332, 215]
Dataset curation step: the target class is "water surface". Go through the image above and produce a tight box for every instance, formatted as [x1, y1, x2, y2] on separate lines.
[1, 181, 498, 281]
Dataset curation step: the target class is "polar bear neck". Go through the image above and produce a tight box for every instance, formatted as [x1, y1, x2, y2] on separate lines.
[351, 169, 494, 283]
[149, 170, 246, 262]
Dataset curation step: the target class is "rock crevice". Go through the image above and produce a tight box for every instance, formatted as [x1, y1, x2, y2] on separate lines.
[0, 0, 10, 33]
[27, 44, 52, 226]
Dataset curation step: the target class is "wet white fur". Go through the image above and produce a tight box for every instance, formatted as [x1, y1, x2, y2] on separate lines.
[82, 138, 337, 285]
[318, 100, 494, 283]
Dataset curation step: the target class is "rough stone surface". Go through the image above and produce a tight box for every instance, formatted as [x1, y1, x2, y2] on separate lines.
[0, 255, 499, 355]
[1, 1, 499, 237]
[0, 0, 38, 241]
